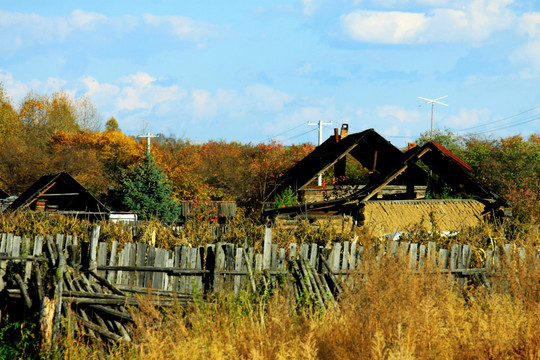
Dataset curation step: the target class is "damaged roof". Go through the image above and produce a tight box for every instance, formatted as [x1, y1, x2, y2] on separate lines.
[266, 128, 426, 201]
[264, 128, 507, 217]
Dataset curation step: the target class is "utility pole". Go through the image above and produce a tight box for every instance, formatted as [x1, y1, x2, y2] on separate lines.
[308, 119, 332, 186]
[137, 132, 159, 155]
[418, 96, 448, 139]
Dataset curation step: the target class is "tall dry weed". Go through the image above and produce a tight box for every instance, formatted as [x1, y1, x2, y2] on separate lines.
[59, 250, 539, 359]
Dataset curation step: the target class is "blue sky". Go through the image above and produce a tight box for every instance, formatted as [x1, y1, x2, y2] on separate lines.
[1, 0, 539, 147]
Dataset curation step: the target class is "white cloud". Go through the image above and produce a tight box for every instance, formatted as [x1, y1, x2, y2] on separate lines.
[302, 0, 320, 15]
[245, 84, 295, 112]
[143, 14, 216, 42]
[519, 12, 540, 38]
[0, 70, 30, 103]
[341, 0, 514, 44]
[68, 9, 108, 28]
[377, 105, 420, 123]
[512, 40, 540, 74]
[185, 84, 294, 119]
[80, 76, 120, 107]
[341, 10, 427, 44]
[382, 125, 401, 137]
[295, 63, 313, 76]
[188, 89, 217, 118]
[43, 77, 70, 94]
[113, 72, 186, 111]
[445, 107, 489, 129]
[0, 10, 138, 52]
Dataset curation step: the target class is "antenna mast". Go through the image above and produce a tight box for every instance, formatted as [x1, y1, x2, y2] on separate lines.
[418, 95, 448, 139]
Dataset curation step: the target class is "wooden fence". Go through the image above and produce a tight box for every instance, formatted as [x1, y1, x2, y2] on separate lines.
[0, 226, 538, 346]
[2, 227, 537, 297]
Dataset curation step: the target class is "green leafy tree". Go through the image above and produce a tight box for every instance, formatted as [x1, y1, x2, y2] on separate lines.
[108, 153, 181, 223]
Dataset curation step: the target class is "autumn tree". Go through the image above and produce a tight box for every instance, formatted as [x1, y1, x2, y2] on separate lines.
[48, 130, 143, 196]
[105, 117, 120, 132]
[0, 84, 20, 139]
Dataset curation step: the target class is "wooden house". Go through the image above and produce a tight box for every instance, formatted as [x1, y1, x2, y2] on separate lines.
[263, 126, 509, 236]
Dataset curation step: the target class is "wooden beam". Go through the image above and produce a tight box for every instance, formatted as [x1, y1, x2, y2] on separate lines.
[25, 182, 56, 208]
[38, 193, 80, 197]
[361, 147, 431, 203]
[299, 143, 358, 189]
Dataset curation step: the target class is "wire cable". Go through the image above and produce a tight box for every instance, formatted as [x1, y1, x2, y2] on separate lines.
[456, 105, 540, 132]
[279, 128, 317, 143]
[259, 122, 308, 143]
[467, 115, 540, 135]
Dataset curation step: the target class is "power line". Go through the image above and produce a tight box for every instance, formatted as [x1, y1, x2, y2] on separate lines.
[386, 135, 416, 139]
[280, 128, 317, 142]
[456, 105, 540, 133]
[262, 122, 307, 142]
[467, 115, 540, 135]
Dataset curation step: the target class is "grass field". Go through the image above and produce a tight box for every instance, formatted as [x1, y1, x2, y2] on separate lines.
[56, 247, 539, 360]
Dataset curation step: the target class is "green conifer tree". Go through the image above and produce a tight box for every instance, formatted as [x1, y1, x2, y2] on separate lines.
[109, 153, 181, 223]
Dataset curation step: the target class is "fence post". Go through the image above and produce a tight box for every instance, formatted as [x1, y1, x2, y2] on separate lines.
[263, 227, 272, 271]
[89, 225, 100, 271]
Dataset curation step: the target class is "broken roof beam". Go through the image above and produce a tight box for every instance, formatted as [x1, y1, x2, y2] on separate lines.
[357, 147, 432, 203]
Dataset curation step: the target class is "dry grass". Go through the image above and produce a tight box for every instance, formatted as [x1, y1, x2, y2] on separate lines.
[59, 251, 539, 360]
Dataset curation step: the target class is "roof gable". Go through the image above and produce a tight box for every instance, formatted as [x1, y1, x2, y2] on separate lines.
[8, 172, 109, 217]
[267, 128, 426, 200]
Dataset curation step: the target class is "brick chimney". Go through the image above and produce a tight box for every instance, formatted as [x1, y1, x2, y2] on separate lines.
[340, 124, 349, 139]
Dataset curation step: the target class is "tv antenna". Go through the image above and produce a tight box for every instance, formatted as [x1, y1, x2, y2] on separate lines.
[418, 95, 448, 139]
[137, 132, 159, 154]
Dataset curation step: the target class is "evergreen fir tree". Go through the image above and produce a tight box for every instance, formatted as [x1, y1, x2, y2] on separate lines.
[109, 153, 181, 223]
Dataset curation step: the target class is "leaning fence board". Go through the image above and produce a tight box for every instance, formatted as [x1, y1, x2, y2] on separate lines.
[309, 243, 318, 268]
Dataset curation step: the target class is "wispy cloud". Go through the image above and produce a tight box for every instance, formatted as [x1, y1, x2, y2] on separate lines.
[0, 10, 137, 52]
[302, 0, 320, 15]
[377, 105, 421, 123]
[0, 9, 218, 55]
[142, 14, 218, 43]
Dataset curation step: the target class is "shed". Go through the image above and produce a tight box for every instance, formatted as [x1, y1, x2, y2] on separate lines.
[7, 172, 110, 221]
